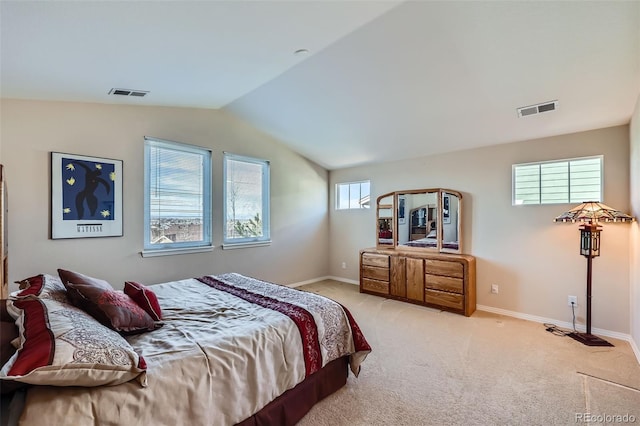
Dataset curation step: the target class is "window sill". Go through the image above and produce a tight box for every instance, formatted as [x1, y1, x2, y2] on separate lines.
[222, 240, 271, 250]
[140, 246, 214, 258]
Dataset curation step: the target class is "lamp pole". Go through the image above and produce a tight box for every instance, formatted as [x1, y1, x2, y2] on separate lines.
[585, 252, 593, 335]
[572, 221, 611, 346]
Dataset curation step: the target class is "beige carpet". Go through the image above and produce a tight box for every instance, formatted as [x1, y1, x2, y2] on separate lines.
[297, 280, 640, 426]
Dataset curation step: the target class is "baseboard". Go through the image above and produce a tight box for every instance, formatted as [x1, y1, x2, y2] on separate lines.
[477, 304, 638, 361]
[630, 337, 640, 364]
[287, 276, 329, 288]
[326, 276, 359, 285]
[287, 275, 359, 288]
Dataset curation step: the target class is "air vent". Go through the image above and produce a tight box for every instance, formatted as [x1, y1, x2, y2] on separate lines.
[108, 88, 149, 97]
[517, 100, 558, 118]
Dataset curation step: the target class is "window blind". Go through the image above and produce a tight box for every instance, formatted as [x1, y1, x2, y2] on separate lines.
[513, 156, 602, 205]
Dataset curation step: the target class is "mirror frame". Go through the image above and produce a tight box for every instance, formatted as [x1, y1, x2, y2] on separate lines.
[375, 193, 395, 248]
[375, 188, 462, 254]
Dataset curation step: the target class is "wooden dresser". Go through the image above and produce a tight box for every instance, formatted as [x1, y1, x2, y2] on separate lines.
[360, 247, 476, 316]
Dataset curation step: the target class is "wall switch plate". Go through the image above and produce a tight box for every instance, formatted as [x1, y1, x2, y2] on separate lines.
[341, 262, 347, 269]
[568, 295, 578, 307]
[491, 284, 499, 294]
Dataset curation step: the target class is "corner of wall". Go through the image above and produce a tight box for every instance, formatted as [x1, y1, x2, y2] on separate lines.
[629, 93, 640, 364]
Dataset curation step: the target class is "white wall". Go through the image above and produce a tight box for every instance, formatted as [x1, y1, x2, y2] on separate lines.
[630, 94, 640, 354]
[0, 99, 330, 289]
[330, 125, 632, 334]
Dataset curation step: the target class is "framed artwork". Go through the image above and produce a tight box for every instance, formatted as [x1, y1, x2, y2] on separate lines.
[443, 194, 451, 224]
[398, 196, 406, 225]
[51, 152, 123, 239]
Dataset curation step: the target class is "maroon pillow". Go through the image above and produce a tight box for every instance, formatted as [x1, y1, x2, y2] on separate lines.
[57, 269, 160, 334]
[124, 281, 162, 321]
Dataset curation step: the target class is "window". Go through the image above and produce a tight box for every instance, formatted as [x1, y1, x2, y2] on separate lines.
[143, 137, 212, 256]
[513, 156, 602, 205]
[336, 180, 370, 210]
[223, 153, 270, 247]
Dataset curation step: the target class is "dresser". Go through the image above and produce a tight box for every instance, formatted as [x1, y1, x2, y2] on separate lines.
[360, 247, 476, 316]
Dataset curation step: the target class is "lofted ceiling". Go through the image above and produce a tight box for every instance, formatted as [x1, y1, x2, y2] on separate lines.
[2, 1, 639, 170]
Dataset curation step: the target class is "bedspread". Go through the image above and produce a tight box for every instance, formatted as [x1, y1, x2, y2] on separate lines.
[15, 273, 370, 426]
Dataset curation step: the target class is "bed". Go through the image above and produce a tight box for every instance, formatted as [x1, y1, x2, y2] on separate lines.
[0, 271, 371, 426]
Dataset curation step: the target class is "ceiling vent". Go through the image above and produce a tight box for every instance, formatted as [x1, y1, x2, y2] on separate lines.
[108, 88, 149, 97]
[517, 100, 558, 118]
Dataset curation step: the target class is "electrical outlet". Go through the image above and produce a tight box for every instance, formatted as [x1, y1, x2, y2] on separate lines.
[341, 262, 347, 269]
[491, 284, 499, 294]
[568, 295, 578, 307]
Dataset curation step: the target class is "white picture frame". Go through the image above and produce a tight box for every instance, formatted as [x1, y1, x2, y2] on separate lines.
[398, 196, 406, 225]
[443, 194, 451, 224]
[51, 152, 123, 239]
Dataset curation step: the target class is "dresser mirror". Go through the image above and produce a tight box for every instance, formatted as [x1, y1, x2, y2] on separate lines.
[375, 188, 462, 253]
[396, 191, 438, 247]
[376, 194, 394, 246]
[441, 191, 460, 252]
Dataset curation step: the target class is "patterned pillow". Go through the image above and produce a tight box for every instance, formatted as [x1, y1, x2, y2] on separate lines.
[7, 274, 69, 320]
[12, 274, 68, 301]
[0, 298, 147, 387]
[124, 281, 163, 321]
[58, 269, 160, 334]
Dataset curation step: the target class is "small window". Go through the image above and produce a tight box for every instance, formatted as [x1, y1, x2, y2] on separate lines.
[143, 137, 212, 255]
[223, 153, 270, 247]
[336, 180, 370, 210]
[513, 156, 602, 205]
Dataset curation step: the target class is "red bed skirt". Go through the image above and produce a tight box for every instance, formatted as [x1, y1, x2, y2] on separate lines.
[236, 355, 349, 426]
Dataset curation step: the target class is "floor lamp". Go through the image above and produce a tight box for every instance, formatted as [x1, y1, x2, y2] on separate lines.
[554, 202, 635, 347]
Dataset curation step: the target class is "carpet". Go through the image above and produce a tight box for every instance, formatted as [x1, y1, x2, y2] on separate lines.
[297, 280, 640, 426]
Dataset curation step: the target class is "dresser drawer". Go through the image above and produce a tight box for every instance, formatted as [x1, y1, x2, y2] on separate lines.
[362, 253, 390, 268]
[425, 273, 463, 294]
[425, 289, 464, 310]
[362, 278, 389, 295]
[424, 259, 463, 278]
[363, 265, 390, 282]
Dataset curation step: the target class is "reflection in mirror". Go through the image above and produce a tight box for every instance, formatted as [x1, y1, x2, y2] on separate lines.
[377, 195, 394, 246]
[442, 192, 460, 251]
[397, 192, 438, 249]
[378, 218, 393, 245]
